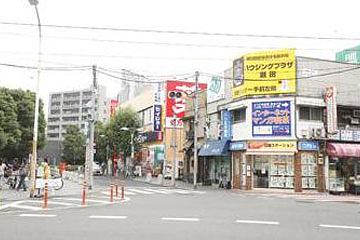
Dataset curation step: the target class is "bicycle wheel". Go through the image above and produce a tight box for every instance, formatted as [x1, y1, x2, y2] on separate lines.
[54, 178, 64, 190]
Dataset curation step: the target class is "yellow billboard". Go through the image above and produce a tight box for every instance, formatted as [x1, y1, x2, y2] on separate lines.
[232, 49, 296, 99]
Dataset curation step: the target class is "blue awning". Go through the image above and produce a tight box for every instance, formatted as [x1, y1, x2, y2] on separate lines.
[198, 139, 230, 157]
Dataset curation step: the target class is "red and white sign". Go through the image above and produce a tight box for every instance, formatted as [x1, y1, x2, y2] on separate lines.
[110, 99, 119, 117]
[165, 80, 207, 128]
[325, 85, 337, 134]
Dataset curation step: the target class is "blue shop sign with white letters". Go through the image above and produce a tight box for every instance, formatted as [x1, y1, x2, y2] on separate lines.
[229, 141, 247, 151]
[298, 141, 319, 151]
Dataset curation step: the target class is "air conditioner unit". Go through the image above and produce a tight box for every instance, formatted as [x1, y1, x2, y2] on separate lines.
[353, 109, 360, 118]
[309, 128, 325, 138]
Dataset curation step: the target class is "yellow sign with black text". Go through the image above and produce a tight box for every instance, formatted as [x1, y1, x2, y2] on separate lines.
[232, 49, 296, 99]
[248, 141, 297, 152]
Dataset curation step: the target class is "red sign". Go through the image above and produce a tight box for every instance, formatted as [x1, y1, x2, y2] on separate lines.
[110, 99, 119, 117]
[165, 80, 207, 128]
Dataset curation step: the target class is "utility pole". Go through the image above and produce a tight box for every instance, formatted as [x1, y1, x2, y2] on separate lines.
[171, 115, 177, 187]
[193, 71, 199, 189]
[86, 65, 97, 189]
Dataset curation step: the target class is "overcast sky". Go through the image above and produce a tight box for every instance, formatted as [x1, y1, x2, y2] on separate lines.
[1, 0, 360, 111]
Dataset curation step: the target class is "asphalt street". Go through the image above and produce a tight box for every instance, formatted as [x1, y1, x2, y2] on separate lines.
[1, 178, 359, 240]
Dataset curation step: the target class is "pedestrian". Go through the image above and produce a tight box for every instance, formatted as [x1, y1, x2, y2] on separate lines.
[0, 160, 6, 190]
[16, 163, 28, 191]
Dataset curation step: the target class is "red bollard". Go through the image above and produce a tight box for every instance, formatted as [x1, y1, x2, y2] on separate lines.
[110, 184, 114, 202]
[43, 181, 48, 209]
[82, 181, 86, 206]
[115, 184, 119, 198]
[121, 186, 124, 200]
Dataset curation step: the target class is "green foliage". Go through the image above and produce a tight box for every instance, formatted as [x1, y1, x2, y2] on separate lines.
[96, 107, 141, 162]
[0, 88, 46, 160]
[62, 125, 86, 165]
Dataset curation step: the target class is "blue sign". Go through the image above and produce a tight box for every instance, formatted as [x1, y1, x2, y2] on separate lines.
[153, 105, 162, 132]
[252, 100, 291, 137]
[221, 110, 232, 139]
[229, 141, 247, 151]
[298, 141, 319, 151]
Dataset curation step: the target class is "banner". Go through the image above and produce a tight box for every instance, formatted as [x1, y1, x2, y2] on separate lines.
[109, 99, 119, 117]
[248, 141, 297, 152]
[207, 75, 224, 103]
[325, 85, 337, 134]
[221, 110, 232, 139]
[252, 100, 291, 137]
[153, 104, 162, 132]
[165, 80, 207, 128]
[232, 49, 296, 98]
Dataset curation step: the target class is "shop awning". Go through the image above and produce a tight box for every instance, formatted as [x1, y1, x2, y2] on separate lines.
[198, 139, 230, 157]
[327, 143, 360, 158]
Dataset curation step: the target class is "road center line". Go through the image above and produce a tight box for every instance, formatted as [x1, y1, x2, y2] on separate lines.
[161, 217, 200, 222]
[89, 215, 128, 219]
[19, 214, 57, 218]
[235, 220, 279, 225]
[319, 224, 360, 230]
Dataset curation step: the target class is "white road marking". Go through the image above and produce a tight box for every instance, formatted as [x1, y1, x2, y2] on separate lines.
[19, 214, 57, 218]
[319, 224, 360, 230]
[235, 220, 279, 225]
[170, 190, 191, 194]
[101, 191, 136, 196]
[0, 203, 13, 210]
[89, 215, 128, 219]
[53, 197, 108, 203]
[143, 188, 170, 194]
[11, 204, 43, 211]
[126, 188, 154, 195]
[161, 217, 200, 222]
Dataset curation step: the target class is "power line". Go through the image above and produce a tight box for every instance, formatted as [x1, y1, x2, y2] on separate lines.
[0, 62, 92, 71]
[1, 21, 359, 41]
[0, 31, 355, 52]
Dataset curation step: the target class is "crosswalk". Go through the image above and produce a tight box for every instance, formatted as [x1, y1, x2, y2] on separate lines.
[101, 187, 205, 197]
[0, 187, 205, 213]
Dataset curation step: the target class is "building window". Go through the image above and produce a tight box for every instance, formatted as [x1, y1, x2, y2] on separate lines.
[233, 108, 246, 122]
[299, 107, 323, 121]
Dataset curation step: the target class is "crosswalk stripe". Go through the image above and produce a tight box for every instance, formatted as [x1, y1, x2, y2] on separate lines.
[53, 197, 109, 203]
[101, 191, 136, 196]
[143, 188, 170, 194]
[126, 188, 154, 195]
[170, 190, 191, 194]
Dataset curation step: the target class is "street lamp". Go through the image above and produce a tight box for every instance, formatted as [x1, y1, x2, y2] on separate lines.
[120, 127, 135, 169]
[27, 0, 42, 198]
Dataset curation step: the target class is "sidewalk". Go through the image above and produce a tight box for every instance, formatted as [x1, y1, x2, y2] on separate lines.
[132, 175, 222, 191]
[0, 179, 102, 203]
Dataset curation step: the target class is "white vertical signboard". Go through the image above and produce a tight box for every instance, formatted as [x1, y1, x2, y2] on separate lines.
[325, 86, 337, 134]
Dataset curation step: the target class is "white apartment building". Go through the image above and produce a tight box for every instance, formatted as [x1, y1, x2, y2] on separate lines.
[47, 85, 109, 141]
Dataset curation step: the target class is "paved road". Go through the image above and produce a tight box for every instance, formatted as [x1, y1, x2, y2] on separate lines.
[1, 180, 359, 240]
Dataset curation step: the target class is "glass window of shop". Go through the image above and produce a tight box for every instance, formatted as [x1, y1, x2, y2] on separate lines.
[329, 157, 360, 194]
[207, 157, 231, 184]
[253, 155, 294, 189]
[301, 152, 317, 189]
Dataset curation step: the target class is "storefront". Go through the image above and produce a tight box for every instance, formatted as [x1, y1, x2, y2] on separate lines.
[245, 141, 298, 190]
[230, 141, 247, 189]
[297, 141, 322, 191]
[327, 142, 360, 194]
[198, 139, 231, 186]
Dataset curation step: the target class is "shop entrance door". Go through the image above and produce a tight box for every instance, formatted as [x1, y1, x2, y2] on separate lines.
[253, 156, 269, 188]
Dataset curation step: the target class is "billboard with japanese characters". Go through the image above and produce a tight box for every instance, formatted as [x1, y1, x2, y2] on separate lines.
[232, 49, 296, 98]
[252, 100, 291, 137]
[165, 80, 207, 128]
[207, 75, 224, 103]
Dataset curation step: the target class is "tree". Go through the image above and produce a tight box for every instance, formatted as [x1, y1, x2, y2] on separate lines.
[94, 122, 109, 164]
[62, 125, 85, 165]
[0, 90, 21, 154]
[106, 107, 141, 161]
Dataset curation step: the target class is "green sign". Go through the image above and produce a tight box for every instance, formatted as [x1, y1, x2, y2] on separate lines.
[336, 45, 360, 63]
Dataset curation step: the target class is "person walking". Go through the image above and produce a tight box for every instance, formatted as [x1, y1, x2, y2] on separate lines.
[0, 160, 6, 190]
[16, 163, 28, 191]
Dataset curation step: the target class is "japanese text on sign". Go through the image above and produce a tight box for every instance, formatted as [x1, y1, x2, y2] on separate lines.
[252, 100, 292, 137]
[232, 49, 296, 98]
